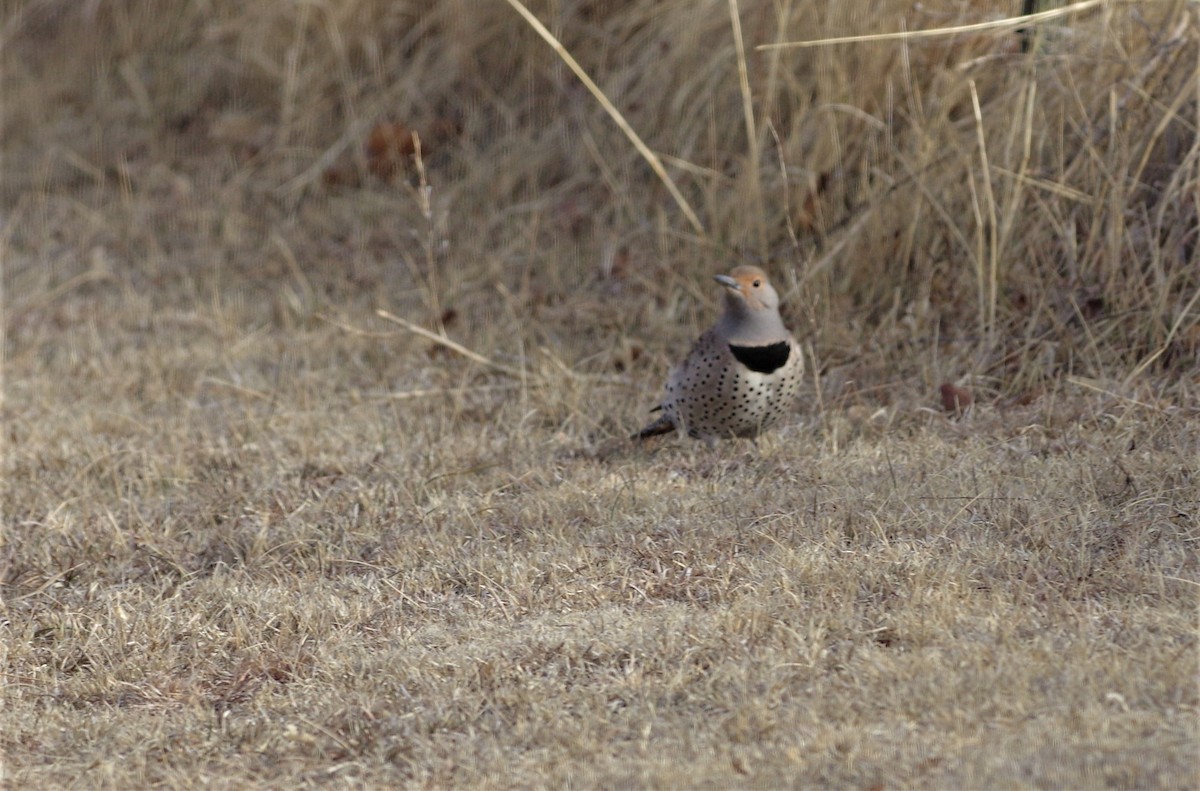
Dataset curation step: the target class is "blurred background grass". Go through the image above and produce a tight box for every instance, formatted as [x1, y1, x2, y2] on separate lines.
[4, 0, 1196, 414]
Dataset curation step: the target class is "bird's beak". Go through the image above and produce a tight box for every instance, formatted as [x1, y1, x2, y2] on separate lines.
[713, 274, 739, 291]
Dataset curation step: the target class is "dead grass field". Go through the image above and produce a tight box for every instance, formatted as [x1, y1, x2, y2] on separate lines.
[2, 0, 1198, 787]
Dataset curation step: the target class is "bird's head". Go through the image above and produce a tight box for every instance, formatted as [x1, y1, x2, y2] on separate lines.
[714, 265, 780, 314]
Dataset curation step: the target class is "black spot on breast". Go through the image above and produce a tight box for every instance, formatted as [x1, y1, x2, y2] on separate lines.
[728, 341, 791, 373]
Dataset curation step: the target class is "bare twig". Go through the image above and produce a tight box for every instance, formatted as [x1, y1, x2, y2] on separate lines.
[759, 0, 1113, 50]
[376, 309, 527, 377]
[502, 0, 706, 236]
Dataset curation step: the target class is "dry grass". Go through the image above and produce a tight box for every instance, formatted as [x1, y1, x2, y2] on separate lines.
[2, 0, 1198, 787]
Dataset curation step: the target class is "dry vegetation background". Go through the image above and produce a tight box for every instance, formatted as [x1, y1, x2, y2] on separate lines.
[2, 0, 1198, 787]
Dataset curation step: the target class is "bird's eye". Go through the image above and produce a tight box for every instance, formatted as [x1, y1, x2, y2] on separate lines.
[752, 279, 761, 288]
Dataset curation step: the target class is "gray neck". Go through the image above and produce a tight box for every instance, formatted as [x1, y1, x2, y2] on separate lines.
[716, 309, 788, 346]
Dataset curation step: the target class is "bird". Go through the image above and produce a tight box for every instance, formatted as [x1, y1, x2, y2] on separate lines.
[635, 265, 803, 441]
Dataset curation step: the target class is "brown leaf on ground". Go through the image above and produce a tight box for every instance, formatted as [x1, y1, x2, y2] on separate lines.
[940, 383, 973, 416]
[366, 122, 420, 180]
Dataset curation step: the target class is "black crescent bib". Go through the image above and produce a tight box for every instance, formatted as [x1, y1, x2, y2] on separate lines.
[728, 341, 791, 374]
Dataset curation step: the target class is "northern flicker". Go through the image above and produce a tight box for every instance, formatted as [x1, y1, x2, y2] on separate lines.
[636, 265, 803, 441]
